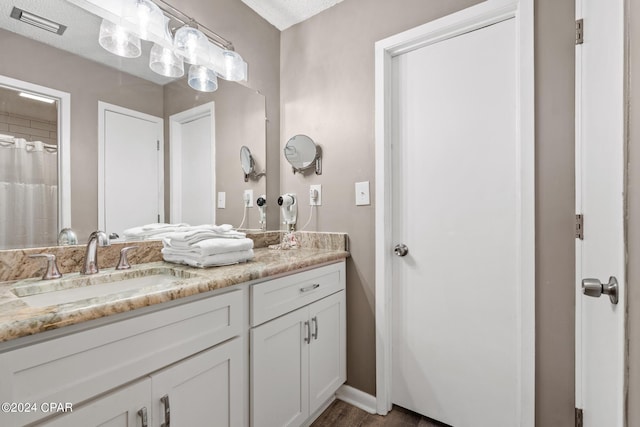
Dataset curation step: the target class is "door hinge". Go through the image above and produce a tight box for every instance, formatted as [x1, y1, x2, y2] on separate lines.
[157, 140, 160, 151]
[157, 214, 160, 223]
[575, 408, 583, 427]
[576, 19, 584, 45]
[576, 214, 584, 240]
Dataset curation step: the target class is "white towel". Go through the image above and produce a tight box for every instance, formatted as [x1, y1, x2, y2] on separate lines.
[165, 224, 246, 247]
[162, 249, 254, 268]
[123, 223, 190, 240]
[163, 237, 254, 257]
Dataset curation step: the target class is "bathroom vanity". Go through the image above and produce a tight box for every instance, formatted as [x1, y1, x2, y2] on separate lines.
[0, 243, 348, 427]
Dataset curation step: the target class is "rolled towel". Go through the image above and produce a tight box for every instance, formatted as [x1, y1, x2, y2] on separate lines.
[162, 249, 254, 268]
[163, 237, 254, 257]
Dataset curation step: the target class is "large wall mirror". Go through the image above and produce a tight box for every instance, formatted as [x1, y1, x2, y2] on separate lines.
[0, 0, 266, 250]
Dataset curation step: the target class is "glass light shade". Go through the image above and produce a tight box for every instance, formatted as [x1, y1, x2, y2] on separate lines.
[98, 19, 141, 58]
[188, 65, 218, 92]
[123, 0, 164, 40]
[149, 43, 184, 77]
[219, 50, 247, 81]
[174, 26, 207, 64]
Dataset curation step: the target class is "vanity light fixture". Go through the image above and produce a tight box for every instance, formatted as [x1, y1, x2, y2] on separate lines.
[19, 92, 56, 104]
[67, 0, 248, 91]
[10, 7, 67, 35]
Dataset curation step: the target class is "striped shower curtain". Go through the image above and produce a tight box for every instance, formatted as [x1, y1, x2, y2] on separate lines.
[0, 138, 58, 249]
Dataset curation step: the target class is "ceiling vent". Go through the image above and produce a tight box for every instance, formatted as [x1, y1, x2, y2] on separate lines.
[10, 7, 67, 35]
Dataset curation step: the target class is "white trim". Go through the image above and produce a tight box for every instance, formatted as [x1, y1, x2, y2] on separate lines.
[335, 385, 377, 415]
[374, 0, 535, 424]
[0, 74, 71, 231]
[98, 101, 164, 230]
[168, 102, 216, 224]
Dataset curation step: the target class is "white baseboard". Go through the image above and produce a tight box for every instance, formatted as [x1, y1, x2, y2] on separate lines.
[335, 385, 377, 414]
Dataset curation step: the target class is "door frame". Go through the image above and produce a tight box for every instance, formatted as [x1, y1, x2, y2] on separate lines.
[374, 0, 535, 423]
[98, 101, 164, 230]
[169, 102, 216, 224]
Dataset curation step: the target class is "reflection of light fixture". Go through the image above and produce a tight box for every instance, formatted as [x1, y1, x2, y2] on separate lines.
[149, 43, 184, 77]
[99, 19, 141, 58]
[68, 0, 247, 91]
[188, 65, 218, 92]
[19, 92, 56, 104]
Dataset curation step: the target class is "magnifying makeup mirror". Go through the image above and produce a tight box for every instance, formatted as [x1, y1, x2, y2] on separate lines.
[240, 145, 265, 182]
[283, 135, 322, 175]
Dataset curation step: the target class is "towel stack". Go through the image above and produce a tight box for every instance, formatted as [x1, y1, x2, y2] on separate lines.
[161, 224, 254, 268]
[122, 223, 190, 241]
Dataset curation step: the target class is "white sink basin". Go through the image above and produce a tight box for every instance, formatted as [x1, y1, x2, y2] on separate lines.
[11, 265, 203, 308]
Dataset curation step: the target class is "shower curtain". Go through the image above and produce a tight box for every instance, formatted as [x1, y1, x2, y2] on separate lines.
[0, 137, 58, 249]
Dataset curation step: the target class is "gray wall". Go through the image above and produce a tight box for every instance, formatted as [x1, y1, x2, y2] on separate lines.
[281, 0, 577, 425]
[627, 0, 639, 424]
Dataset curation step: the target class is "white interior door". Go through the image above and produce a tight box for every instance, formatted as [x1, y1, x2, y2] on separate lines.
[99, 102, 163, 236]
[169, 103, 215, 225]
[575, 0, 626, 425]
[390, 18, 521, 427]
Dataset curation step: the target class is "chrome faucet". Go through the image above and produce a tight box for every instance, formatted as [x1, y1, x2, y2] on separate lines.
[81, 230, 110, 275]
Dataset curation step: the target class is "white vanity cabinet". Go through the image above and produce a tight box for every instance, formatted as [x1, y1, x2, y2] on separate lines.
[0, 289, 243, 427]
[250, 262, 346, 427]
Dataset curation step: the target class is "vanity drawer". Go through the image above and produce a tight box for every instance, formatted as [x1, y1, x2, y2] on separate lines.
[251, 261, 345, 326]
[0, 289, 242, 426]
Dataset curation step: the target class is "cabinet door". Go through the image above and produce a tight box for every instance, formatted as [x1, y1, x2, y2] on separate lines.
[151, 338, 242, 427]
[251, 308, 310, 427]
[38, 379, 151, 427]
[308, 291, 346, 414]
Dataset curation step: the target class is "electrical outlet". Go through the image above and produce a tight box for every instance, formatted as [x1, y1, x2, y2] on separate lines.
[244, 189, 254, 207]
[217, 192, 226, 209]
[310, 185, 322, 206]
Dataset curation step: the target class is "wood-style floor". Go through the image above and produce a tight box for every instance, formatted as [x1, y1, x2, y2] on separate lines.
[311, 400, 451, 427]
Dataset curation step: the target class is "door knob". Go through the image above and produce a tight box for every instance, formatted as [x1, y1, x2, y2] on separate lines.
[394, 244, 409, 257]
[582, 276, 618, 305]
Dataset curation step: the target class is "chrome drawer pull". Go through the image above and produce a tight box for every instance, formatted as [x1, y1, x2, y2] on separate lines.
[300, 283, 320, 293]
[312, 316, 318, 340]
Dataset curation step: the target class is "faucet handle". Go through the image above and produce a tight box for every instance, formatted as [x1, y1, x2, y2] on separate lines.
[29, 254, 62, 280]
[116, 246, 139, 270]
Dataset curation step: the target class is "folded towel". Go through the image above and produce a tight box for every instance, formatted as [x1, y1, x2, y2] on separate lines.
[162, 249, 254, 268]
[165, 225, 246, 247]
[163, 237, 254, 257]
[123, 223, 190, 240]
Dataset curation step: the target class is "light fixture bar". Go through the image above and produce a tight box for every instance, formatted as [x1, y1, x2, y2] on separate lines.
[153, 0, 234, 50]
[10, 7, 67, 35]
[19, 92, 56, 104]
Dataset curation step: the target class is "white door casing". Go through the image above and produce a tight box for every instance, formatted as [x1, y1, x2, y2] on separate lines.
[375, 0, 534, 425]
[98, 102, 164, 235]
[169, 103, 216, 225]
[575, 0, 626, 425]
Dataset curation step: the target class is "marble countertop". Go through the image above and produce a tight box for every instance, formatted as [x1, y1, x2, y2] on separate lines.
[0, 247, 349, 343]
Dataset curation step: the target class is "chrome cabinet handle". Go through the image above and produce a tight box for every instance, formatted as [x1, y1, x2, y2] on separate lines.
[300, 283, 320, 293]
[161, 395, 170, 427]
[304, 321, 311, 344]
[311, 316, 318, 340]
[582, 276, 619, 305]
[137, 407, 148, 427]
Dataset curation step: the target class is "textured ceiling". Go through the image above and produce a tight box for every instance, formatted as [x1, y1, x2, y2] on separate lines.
[241, 0, 344, 31]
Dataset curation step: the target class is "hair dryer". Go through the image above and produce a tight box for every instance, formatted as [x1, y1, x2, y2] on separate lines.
[277, 193, 297, 231]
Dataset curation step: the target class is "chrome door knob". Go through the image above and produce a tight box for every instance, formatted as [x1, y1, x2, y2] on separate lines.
[394, 244, 409, 257]
[582, 276, 618, 305]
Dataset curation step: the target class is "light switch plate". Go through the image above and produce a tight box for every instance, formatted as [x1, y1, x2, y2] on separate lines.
[217, 192, 226, 209]
[355, 181, 370, 206]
